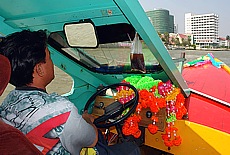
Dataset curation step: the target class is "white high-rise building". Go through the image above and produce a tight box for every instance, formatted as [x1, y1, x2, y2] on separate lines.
[185, 13, 219, 48]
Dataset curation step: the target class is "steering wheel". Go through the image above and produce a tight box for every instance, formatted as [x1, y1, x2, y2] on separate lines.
[84, 83, 139, 128]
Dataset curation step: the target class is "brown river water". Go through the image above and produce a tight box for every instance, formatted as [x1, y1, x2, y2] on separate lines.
[1, 50, 230, 103]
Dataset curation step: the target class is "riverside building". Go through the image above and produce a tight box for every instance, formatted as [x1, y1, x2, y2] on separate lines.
[185, 13, 219, 48]
[146, 9, 175, 34]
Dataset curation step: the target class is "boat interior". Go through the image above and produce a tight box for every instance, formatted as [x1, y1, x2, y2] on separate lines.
[0, 0, 230, 154]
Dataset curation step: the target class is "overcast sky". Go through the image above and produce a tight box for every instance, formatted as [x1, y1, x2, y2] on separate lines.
[139, 0, 230, 38]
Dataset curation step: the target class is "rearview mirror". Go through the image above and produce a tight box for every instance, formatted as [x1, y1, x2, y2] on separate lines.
[64, 22, 98, 48]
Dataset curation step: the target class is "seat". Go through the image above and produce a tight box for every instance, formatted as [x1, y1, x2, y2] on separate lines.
[0, 54, 42, 154]
[0, 54, 11, 95]
[0, 119, 42, 155]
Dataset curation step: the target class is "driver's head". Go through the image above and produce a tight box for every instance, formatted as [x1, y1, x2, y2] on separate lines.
[0, 54, 11, 95]
[0, 30, 54, 89]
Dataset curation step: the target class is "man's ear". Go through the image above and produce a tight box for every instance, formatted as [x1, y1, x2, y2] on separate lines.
[35, 63, 44, 77]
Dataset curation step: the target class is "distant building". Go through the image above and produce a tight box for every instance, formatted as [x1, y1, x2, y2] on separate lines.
[219, 38, 230, 48]
[178, 34, 189, 44]
[146, 9, 174, 34]
[185, 13, 219, 48]
[169, 33, 192, 46]
[174, 24, 178, 34]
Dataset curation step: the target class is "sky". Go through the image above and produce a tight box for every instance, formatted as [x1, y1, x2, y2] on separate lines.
[139, 0, 230, 38]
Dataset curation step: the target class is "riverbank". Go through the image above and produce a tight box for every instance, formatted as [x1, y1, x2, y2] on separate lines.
[198, 48, 230, 51]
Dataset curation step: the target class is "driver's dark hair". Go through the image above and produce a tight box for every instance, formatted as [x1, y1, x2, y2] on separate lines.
[0, 30, 47, 87]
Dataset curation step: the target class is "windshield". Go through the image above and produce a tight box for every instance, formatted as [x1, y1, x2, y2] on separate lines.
[49, 32, 162, 74]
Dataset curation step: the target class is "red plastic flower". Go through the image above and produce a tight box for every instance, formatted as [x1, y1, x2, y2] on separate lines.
[157, 98, 166, 108]
[151, 116, 159, 122]
[148, 124, 158, 134]
[164, 139, 174, 147]
[173, 136, 182, 146]
[136, 103, 142, 113]
[133, 129, 141, 138]
[161, 133, 169, 141]
[122, 114, 141, 138]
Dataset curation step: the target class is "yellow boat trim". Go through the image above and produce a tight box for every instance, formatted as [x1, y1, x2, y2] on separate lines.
[215, 58, 230, 74]
[144, 120, 230, 155]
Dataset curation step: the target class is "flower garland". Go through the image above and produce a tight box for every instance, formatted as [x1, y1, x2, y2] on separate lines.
[117, 76, 187, 148]
[122, 114, 141, 138]
[115, 83, 135, 104]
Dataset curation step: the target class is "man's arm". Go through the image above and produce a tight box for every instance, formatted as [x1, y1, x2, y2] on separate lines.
[82, 111, 98, 147]
[60, 106, 98, 154]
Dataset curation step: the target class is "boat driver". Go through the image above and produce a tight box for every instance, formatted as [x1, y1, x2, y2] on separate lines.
[0, 30, 140, 155]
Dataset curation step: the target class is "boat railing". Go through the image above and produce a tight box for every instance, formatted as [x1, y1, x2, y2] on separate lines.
[190, 88, 230, 107]
[172, 52, 186, 73]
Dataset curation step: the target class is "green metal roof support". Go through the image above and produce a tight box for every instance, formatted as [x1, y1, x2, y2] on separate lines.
[114, 0, 190, 97]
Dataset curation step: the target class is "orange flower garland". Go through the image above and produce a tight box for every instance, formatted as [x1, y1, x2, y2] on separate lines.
[161, 126, 182, 147]
[161, 88, 186, 148]
[175, 93, 187, 119]
[122, 114, 141, 138]
[137, 88, 165, 135]
[118, 76, 187, 148]
[173, 136, 182, 146]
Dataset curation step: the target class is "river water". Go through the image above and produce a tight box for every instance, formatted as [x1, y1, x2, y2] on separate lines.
[1, 50, 230, 103]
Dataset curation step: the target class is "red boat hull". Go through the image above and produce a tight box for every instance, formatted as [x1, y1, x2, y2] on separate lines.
[183, 63, 230, 134]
